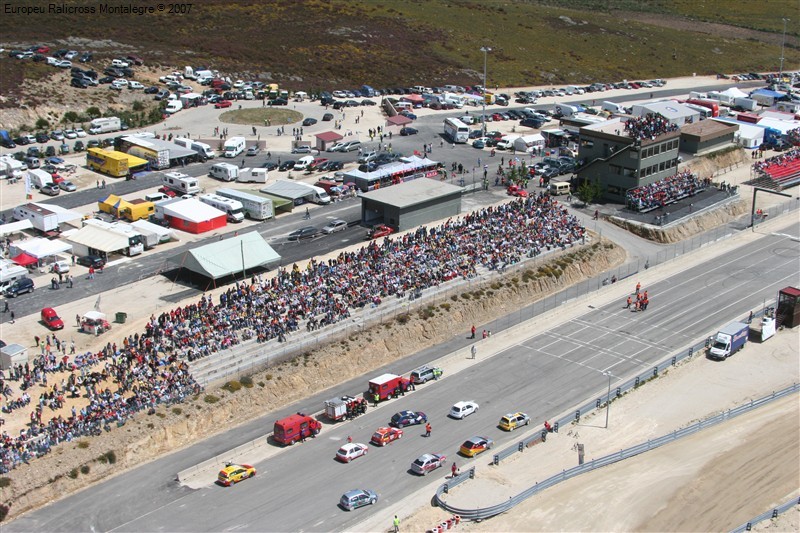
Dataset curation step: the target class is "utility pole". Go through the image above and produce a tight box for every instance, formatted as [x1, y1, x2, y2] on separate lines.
[480, 46, 491, 136]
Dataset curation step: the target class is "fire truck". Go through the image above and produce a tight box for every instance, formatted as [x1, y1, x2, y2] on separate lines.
[273, 413, 321, 445]
[367, 373, 412, 402]
[325, 395, 368, 422]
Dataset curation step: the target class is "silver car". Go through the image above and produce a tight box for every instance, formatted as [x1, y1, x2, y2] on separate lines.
[322, 219, 347, 234]
[339, 489, 377, 511]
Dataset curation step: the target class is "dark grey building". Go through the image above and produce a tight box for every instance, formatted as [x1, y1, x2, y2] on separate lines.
[576, 118, 680, 202]
[360, 179, 462, 231]
[679, 120, 738, 155]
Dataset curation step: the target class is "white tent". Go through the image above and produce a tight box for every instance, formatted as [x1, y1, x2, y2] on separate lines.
[0, 220, 33, 237]
[168, 232, 281, 279]
[64, 225, 129, 254]
[720, 87, 748, 99]
[514, 134, 545, 153]
[11, 237, 72, 259]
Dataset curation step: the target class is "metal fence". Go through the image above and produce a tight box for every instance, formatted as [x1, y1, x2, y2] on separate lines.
[491, 304, 778, 465]
[730, 495, 800, 533]
[435, 383, 800, 521]
[191, 195, 799, 387]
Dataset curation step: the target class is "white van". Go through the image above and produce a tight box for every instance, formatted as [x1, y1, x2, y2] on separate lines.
[174, 137, 216, 159]
[293, 155, 315, 171]
[549, 181, 571, 196]
[223, 136, 246, 158]
[601, 101, 627, 114]
[165, 100, 183, 114]
[209, 162, 240, 182]
[162, 171, 200, 195]
[306, 184, 331, 205]
[395, 101, 413, 111]
[144, 192, 170, 203]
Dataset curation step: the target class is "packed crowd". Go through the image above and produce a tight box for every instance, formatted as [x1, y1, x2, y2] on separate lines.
[752, 147, 800, 176]
[625, 170, 708, 212]
[624, 113, 679, 141]
[787, 128, 800, 146]
[1, 194, 585, 472]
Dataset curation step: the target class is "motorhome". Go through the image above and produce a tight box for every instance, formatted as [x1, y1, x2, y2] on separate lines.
[161, 171, 200, 195]
[27, 168, 53, 189]
[174, 137, 216, 159]
[209, 162, 240, 182]
[198, 194, 245, 223]
[88, 117, 121, 135]
[601, 101, 627, 114]
[216, 188, 274, 220]
[237, 167, 268, 183]
[223, 136, 246, 158]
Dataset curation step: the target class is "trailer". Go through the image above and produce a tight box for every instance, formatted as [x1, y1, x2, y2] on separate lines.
[237, 167, 268, 183]
[324, 395, 368, 422]
[216, 188, 274, 220]
[13, 203, 60, 233]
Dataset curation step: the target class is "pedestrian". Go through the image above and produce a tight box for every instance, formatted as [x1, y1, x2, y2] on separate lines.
[470, 325, 476, 339]
[482, 329, 487, 339]
[470, 345, 476, 359]
[70, 339, 75, 355]
[34, 334, 40, 347]
[635, 282, 641, 295]
[451, 462, 458, 478]
[88, 266, 94, 279]
[347, 435, 352, 443]
[67, 275, 73, 288]
[76, 314, 81, 327]
[393, 515, 400, 533]
[373, 392, 380, 407]
[2, 300, 7, 313]
[626, 296, 632, 309]
[9, 311, 14, 324]
[304, 207, 310, 219]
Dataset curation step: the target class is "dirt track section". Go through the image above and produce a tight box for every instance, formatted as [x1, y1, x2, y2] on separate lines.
[614, 11, 796, 48]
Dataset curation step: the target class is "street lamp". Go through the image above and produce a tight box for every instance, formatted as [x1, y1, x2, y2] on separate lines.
[603, 371, 613, 429]
[480, 46, 491, 135]
[780, 18, 790, 79]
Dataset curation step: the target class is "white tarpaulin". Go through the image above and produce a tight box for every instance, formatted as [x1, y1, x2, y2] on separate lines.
[11, 237, 72, 259]
[30, 202, 82, 224]
[0, 220, 33, 237]
[65, 225, 128, 253]
[130, 220, 176, 242]
[720, 87, 748, 99]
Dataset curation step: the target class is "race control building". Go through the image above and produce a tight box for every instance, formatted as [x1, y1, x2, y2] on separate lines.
[360, 178, 462, 231]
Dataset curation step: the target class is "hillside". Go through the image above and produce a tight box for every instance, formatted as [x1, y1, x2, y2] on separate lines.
[1, 0, 797, 106]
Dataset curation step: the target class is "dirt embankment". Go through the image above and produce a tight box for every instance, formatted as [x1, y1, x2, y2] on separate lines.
[2, 240, 625, 521]
[609, 148, 751, 243]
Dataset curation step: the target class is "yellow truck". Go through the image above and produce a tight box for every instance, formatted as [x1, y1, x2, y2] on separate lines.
[87, 148, 130, 178]
[98, 194, 155, 222]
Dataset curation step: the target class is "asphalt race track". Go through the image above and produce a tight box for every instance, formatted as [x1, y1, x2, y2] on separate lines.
[6, 218, 797, 532]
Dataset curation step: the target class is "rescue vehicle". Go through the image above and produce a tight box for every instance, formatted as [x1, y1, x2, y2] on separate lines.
[273, 413, 321, 445]
[325, 395, 368, 422]
[367, 373, 412, 402]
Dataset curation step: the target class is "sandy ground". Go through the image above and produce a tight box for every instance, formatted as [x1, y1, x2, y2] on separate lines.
[355, 327, 799, 533]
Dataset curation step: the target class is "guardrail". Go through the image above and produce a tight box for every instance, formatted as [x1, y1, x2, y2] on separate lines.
[176, 431, 269, 483]
[435, 383, 799, 521]
[730, 495, 800, 533]
[491, 305, 777, 466]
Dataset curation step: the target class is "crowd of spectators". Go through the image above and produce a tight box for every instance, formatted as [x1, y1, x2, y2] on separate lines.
[753, 147, 800, 176]
[624, 113, 679, 141]
[787, 128, 800, 146]
[1, 194, 585, 472]
[625, 170, 708, 212]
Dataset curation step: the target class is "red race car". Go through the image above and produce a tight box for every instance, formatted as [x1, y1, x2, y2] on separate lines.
[366, 224, 395, 240]
[370, 427, 403, 447]
[507, 184, 528, 197]
[214, 100, 233, 109]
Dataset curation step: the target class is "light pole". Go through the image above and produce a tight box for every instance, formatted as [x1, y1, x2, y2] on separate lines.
[480, 46, 491, 135]
[603, 371, 613, 429]
[779, 18, 790, 79]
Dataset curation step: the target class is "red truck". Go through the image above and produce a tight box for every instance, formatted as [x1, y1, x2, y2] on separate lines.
[273, 413, 321, 445]
[367, 373, 412, 402]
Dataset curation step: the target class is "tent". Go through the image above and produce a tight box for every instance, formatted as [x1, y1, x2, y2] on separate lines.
[64, 225, 129, 255]
[168, 232, 281, 281]
[11, 237, 72, 259]
[11, 252, 38, 267]
[0, 220, 33, 237]
[386, 115, 413, 127]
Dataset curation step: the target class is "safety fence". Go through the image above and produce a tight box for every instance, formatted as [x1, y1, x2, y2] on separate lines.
[730, 495, 800, 533]
[434, 383, 800, 521]
[491, 304, 777, 465]
[190, 195, 798, 387]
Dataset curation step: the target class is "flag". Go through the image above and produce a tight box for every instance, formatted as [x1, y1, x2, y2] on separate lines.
[94, 295, 101, 312]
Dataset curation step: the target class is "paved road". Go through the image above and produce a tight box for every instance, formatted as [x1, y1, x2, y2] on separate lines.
[7, 219, 798, 532]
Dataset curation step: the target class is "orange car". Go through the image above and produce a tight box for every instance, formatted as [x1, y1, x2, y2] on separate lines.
[370, 427, 403, 447]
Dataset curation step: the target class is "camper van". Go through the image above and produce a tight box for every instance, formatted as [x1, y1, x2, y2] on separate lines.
[601, 101, 627, 114]
[223, 136, 246, 158]
[161, 171, 200, 195]
[237, 168, 268, 183]
[198, 194, 244, 223]
[209, 162, 240, 182]
[174, 137, 216, 159]
[28, 168, 53, 189]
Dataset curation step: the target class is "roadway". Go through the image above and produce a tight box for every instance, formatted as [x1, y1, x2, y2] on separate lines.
[7, 219, 798, 532]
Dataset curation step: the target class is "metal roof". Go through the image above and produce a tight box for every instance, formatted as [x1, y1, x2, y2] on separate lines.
[361, 178, 462, 209]
[260, 180, 315, 200]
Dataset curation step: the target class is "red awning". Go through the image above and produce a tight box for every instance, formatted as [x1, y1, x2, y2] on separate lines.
[386, 115, 412, 126]
[12, 252, 38, 266]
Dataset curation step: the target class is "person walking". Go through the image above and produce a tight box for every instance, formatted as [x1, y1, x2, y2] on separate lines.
[625, 296, 632, 309]
[373, 392, 380, 407]
[9, 311, 14, 324]
[470, 325, 476, 339]
[393, 515, 400, 533]
[451, 462, 458, 478]
[424, 422, 431, 437]
[470, 345, 476, 359]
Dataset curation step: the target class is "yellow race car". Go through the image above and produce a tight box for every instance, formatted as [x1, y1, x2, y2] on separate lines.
[218, 463, 256, 486]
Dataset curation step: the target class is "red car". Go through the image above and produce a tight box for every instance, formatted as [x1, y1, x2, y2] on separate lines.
[50, 172, 65, 184]
[371, 427, 403, 447]
[157, 186, 178, 198]
[215, 100, 232, 109]
[507, 184, 528, 198]
[41, 307, 64, 330]
[309, 157, 328, 170]
[366, 224, 395, 240]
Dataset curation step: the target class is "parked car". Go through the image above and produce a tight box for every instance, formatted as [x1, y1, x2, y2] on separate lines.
[246, 145, 260, 156]
[322, 113, 334, 121]
[288, 226, 318, 241]
[399, 127, 418, 136]
[76, 255, 106, 269]
[411, 453, 446, 475]
[367, 224, 395, 239]
[302, 118, 318, 126]
[336, 442, 369, 463]
[322, 219, 348, 234]
[58, 180, 77, 192]
[3, 277, 34, 298]
[41, 307, 64, 330]
[278, 160, 296, 171]
[449, 401, 479, 419]
[40, 184, 60, 196]
[291, 145, 312, 154]
[339, 489, 378, 511]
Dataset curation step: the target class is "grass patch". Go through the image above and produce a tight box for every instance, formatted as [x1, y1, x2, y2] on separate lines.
[0, 477, 10, 488]
[240, 375, 254, 388]
[440, 303, 451, 311]
[67, 468, 79, 479]
[76, 440, 90, 449]
[219, 108, 302, 126]
[172, 407, 183, 415]
[396, 313, 410, 325]
[204, 394, 221, 404]
[222, 381, 242, 393]
[80, 465, 90, 475]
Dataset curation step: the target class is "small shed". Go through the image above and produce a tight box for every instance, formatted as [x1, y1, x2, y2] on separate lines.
[314, 131, 343, 152]
[0, 343, 28, 370]
[360, 178, 462, 232]
[158, 198, 227, 234]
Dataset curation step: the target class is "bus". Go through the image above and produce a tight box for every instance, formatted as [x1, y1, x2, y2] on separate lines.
[444, 117, 470, 144]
